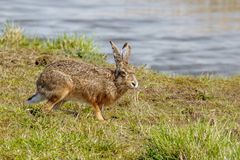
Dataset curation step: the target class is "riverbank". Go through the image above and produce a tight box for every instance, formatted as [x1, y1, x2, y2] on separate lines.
[0, 25, 239, 159]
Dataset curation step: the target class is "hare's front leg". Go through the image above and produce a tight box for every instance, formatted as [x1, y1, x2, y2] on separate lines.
[92, 103, 105, 121]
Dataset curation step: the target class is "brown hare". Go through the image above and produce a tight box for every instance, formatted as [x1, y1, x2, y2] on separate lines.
[27, 41, 138, 121]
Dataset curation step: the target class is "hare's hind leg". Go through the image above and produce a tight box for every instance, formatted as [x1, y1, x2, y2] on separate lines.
[43, 89, 69, 112]
[52, 100, 78, 116]
[52, 100, 66, 110]
[39, 70, 73, 113]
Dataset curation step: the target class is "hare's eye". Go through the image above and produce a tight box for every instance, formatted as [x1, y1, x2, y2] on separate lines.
[120, 71, 127, 77]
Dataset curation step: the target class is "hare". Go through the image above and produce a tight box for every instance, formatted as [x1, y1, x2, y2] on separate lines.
[27, 41, 138, 121]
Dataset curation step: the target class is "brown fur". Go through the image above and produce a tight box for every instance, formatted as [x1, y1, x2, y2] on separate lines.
[27, 41, 138, 121]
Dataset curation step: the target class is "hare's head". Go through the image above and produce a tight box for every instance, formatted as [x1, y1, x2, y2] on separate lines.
[110, 41, 138, 89]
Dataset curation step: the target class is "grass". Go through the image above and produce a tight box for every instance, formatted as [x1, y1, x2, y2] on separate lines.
[0, 23, 106, 64]
[0, 24, 240, 159]
[143, 122, 240, 160]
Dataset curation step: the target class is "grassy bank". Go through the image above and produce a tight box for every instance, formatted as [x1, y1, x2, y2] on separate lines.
[0, 25, 239, 159]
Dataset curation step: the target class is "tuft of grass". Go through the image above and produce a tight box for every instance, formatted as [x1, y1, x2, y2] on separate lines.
[45, 34, 106, 63]
[142, 122, 240, 160]
[0, 23, 106, 64]
[0, 23, 25, 47]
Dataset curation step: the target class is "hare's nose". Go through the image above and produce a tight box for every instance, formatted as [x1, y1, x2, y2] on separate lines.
[131, 81, 138, 88]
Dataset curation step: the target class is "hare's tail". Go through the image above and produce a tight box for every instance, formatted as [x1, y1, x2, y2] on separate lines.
[26, 93, 45, 104]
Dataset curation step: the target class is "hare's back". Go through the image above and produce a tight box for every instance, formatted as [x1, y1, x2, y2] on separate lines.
[44, 60, 114, 79]
[45, 60, 95, 75]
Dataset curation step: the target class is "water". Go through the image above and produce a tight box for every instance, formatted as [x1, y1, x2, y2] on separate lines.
[0, 0, 240, 75]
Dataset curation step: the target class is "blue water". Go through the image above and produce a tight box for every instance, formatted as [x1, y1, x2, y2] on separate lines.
[1, 0, 240, 75]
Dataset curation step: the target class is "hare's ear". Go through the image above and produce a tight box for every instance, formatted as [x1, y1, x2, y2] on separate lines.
[110, 41, 122, 65]
[122, 42, 131, 64]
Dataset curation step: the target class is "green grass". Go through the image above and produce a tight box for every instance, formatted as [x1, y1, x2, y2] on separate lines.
[0, 23, 106, 64]
[0, 25, 240, 159]
[143, 122, 240, 160]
